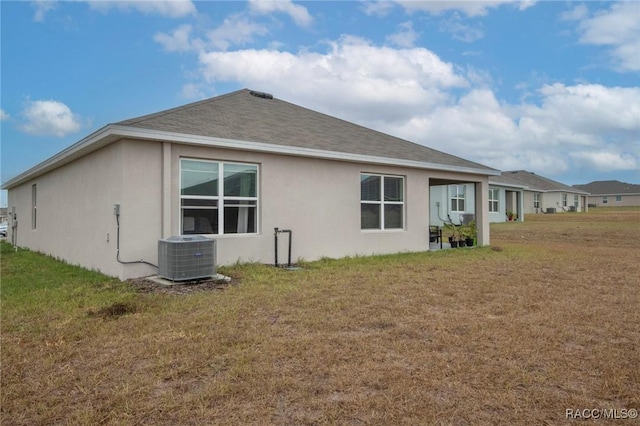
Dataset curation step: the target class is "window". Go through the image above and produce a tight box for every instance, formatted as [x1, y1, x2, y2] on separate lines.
[615, 195, 622, 202]
[533, 193, 540, 209]
[450, 185, 465, 212]
[489, 188, 499, 213]
[574, 195, 579, 208]
[360, 173, 404, 230]
[32, 184, 37, 230]
[180, 159, 258, 235]
[562, 193, 568, 207]
[603, 196, 608, 204]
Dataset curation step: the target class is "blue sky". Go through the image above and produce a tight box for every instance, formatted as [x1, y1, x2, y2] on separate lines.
[1, 0, 639, 207]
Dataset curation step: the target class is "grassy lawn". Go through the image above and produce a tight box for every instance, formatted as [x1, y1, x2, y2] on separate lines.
[2, 208, 639, 424]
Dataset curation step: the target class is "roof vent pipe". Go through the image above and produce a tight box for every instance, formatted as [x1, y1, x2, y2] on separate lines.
[249, 90, 273, 99]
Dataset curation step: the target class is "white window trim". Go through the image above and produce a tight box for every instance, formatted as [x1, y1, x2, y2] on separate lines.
[489, 188, 499, 213]
[179, 158, 259, 236]
[360, 173, 405, 231]
[450, 185, 466, 212]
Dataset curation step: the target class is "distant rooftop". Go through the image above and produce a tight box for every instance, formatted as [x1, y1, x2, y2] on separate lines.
[501, 170, 588, 194]
[489, 173, 528, 189]
[573, 180, 640, 195]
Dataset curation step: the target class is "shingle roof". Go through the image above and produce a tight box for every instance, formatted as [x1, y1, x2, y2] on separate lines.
[501, 170, 589, 194]
[3, 88, 499, 190]
[117, 88, 496, 172]
[573, 180, 640, 195]
[489, 173, 528, 188]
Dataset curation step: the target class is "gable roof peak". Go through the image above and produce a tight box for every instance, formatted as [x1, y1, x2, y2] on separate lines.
[115, 88, 497, 174]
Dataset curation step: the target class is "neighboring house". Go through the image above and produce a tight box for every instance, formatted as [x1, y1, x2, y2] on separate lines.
[573, 180, 640, 207]
[428, 174, 526, 225]
[488, 174, 528, 222]
[3, 89, 499, 279]
[501, 170, 589, 214]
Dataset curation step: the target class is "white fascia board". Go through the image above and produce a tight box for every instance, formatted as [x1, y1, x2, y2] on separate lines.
[489, 182, 529, 190]
[2, 124, 499, 189]
[588, 192, 639, 196]
[113, 126, 501, 176]
[2, 125, 118, 189]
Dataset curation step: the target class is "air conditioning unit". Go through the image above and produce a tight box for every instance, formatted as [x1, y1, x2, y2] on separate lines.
[460, 213, 475, 225]
[158, 236, 216, 281]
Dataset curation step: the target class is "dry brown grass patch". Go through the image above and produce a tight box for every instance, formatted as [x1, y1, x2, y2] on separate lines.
[2, 208, 639, 424]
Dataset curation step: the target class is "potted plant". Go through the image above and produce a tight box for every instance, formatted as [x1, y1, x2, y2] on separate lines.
[444, 222, 460, 248]
[506, 211, 517, 221]
[461, 221, 477, 246]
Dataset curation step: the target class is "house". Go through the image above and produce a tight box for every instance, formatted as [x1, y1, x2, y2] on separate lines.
[3, 89, 499, 279]
[501, 170, 589, 214]
[488, 174, 527, 222]
[573, 180, 640, 207]
[428, 173, 527, 226]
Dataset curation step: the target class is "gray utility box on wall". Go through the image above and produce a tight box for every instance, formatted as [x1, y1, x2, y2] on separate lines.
[158, 236, 216, 281]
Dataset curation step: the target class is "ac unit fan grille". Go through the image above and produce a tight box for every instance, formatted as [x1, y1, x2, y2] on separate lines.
[158, 236, 216, 281]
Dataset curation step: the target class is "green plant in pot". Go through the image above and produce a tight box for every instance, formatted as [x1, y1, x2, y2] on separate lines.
[461, 221, 477, 246]
[444, 222, 461, 248]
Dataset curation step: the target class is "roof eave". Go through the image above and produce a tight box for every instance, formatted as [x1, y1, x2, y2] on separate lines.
[2, 124, 121, 189]
[114, 126, 500, 176]
[2, 125, 499, 189]
[489, 181, 529, 189]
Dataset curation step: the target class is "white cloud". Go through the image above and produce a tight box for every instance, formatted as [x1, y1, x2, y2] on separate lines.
[439, 15, 484, 42]
[154, 24, 200, 52]
[207, 14, 269, 51]
[156, 21, 636, 177]
[533, 83, 640, 135]
[87, 0, 196, 18]
[190, 35, 639, 176]
[570, 151, 637, 172]
[248, 0, 313, 27]
[20, 100, 82, 137]
[386, 21, 419, 48]
[397, 0, 535, 17]
[197, 36, 467, 124]
[0, 109, 9, 121]
[155, 16, 269, 53]
[361, 1, 396, 17]
[560, 4, 588, 22]
[568, 2, 640, 72]
[31, 0, 57, 22]
[180, 83, 206, 100]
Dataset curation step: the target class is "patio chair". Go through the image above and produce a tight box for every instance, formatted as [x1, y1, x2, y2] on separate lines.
[429, 225, 443, 249]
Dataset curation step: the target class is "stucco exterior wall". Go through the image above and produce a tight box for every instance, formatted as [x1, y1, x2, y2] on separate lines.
[587, 194, 640, 207]
[524, 191, 587, 214]
[116, 139, 164, 278]
[8, 138, 493, 279]
[487, 186, 525, 223]
[171, 144, 446, 267]
[7, 142, 126, 277]
[428, 183, 477, 227]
